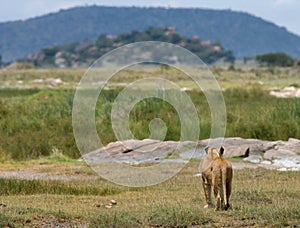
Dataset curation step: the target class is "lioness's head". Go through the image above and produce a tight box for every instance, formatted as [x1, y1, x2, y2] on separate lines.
[205, 146, 224, 160]
[200, 146, 225, 172]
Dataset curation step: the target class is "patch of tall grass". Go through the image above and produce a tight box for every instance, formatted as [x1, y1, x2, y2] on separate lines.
[0, 88, 40, 98]
[224, 87, 300, 140]
[0, 90, 77, 160]
[0, 85, 300, 160]
[0, 178, 122, 196]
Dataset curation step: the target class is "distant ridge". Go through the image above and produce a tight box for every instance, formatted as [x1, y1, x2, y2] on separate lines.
[1, 5, 300, 61]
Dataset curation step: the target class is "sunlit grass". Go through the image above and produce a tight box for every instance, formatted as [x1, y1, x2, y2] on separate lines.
[0, 162, 299, 226]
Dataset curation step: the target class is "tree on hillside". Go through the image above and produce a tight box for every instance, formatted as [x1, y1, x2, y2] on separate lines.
[145, 27, 165, 40]
[256, 53, 294, 67]
[96, 35, 113, 48]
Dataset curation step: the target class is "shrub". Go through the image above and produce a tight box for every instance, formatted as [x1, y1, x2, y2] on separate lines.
[256, 52, 294, 67]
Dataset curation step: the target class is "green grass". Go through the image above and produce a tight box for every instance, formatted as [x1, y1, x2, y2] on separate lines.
[0, 162, 299, 227]
[0, 88, 40, 98]
[0, 90, 77, 160]
[224, 87, 300, 139]
[1, 67, 300, 160]
[0, 178, 122, 196]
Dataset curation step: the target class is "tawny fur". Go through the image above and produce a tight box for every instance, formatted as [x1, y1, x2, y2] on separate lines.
[201, 146, 233, 211]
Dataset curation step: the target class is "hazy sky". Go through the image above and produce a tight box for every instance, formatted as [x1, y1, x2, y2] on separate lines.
[1, 0, 299, 35]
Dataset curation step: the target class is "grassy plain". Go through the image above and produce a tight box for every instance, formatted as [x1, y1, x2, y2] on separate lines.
[0, 161, 299, 227]
[0, 66, 300, 226]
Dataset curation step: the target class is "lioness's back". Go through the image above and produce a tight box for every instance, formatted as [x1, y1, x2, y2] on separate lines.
[201, 146, 233, 211]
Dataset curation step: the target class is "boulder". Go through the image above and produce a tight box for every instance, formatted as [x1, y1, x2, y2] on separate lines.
[264, 149, 297, 160]
[81, 137, 300, 171]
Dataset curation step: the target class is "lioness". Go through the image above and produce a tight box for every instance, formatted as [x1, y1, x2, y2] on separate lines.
[201, 146, 233, 211]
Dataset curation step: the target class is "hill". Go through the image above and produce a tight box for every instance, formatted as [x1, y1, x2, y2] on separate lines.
[1, 6, 300, 61]
[25, 27, 235, 67]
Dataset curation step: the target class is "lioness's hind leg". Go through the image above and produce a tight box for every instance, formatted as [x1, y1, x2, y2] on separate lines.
[213, 186, 222, 211]
[224, 181, 232, 210]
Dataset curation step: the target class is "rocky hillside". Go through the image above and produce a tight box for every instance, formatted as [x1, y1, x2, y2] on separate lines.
[25, 27, 234, 68]
[1, 6, 300, 61]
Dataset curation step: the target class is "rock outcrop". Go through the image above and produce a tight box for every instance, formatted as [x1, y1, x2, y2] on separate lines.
[82, 138, 300, 171]
[270, 86, 300, 98]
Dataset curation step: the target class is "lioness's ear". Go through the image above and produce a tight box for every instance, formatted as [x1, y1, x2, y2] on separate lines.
[219, 146, 225, 156]
[205, 146, 209, 154]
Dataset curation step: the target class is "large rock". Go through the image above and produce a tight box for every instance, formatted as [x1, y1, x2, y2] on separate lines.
[198, 137, 275, 158]
[270, 86, 300, 98]
[81, 138, 300, 171]
[82, 139, 197, 164]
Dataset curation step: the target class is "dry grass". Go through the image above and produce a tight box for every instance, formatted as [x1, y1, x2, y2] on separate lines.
[1, 66, 300, 90]
[0, 161, 299, 227]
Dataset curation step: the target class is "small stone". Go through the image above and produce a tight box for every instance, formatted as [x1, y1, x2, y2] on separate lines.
[94, 202, 103, 207]
[105, 205, 112, 209]
[59, 218, 65, 223]
[110, 200, 117, 205]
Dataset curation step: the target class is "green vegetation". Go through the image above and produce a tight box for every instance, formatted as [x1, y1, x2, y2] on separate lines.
[0, 176, 122, 196]
[256, 52, 295, 67]
[25, 26, 234, 67]
[0, 89, 77, 160]
[1, 67, 300, 160]
[0, 163, 299, 227]
[224, 87, 300, 139]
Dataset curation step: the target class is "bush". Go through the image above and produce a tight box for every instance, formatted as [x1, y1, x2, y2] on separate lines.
[256, 52, 294, 67]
